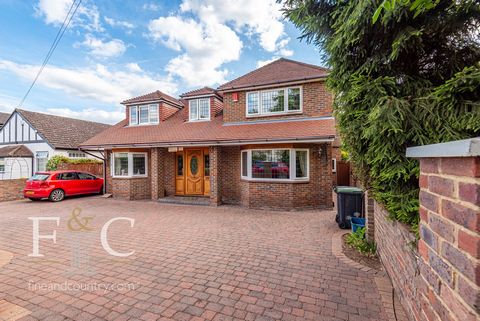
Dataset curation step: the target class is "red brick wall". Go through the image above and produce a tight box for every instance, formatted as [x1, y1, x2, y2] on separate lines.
[222, 81, 333, 123]
[161, 103, 180, 121]
[374, 202, 421, 321]
[375, 155, 480, 321]
[0, 179, 27, 202]
[219, 146, 241, 205]
[57, 162, 103, 177]
[416, 157, 479, 321]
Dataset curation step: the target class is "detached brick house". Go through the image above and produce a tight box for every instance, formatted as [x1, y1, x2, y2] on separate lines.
[81, 58, 336, 210]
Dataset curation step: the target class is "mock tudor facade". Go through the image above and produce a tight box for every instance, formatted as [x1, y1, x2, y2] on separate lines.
[81, 58, 336, 210]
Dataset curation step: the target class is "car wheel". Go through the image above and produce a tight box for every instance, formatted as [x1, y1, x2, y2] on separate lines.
[49, 189, 65, 202]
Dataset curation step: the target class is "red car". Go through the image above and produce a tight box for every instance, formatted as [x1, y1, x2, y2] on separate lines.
[24, 171, 104, 202]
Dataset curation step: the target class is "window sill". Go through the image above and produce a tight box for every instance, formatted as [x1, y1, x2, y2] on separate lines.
[188, 118, 211, 122]
[241, 178, 309, 184]
[127, 122, 159, 127]
[112, 175, 148, 179]
[246, 111, 303, 118]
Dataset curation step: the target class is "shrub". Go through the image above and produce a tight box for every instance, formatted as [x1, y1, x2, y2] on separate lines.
[346, 227, 377, 256]
[46, 155, 102, 171]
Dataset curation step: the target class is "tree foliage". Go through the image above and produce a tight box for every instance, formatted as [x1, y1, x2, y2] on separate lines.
[283, 0, 480, 225]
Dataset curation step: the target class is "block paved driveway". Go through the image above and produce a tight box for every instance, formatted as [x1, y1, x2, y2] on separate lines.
[0, 198, 388, 321]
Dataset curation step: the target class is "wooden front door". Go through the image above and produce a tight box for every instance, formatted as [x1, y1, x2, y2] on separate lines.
[185, 149, 204, 195]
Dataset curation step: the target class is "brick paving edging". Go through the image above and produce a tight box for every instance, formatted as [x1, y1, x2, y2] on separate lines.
[331, 231, 409, 321]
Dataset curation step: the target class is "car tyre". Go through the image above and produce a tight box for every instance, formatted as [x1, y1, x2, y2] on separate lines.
[49, 189, 65, 202]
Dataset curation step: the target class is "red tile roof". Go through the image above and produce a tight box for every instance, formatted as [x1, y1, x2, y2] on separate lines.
[17, 109, 111, 149]
[180, 87, 221, 98]
[0, 112, 9, 126]
[218, 58, 329, 91]
[121, 90, 183, 107]
[81, 113, 335, 148]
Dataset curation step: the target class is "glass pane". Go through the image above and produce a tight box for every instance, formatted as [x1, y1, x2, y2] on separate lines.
[190, 100, 198, 120]
[133, 154, 146, 175]
[288, 88, 301, 111]
[149, 105, 159, 123]
[190, 156, 198, 175]
[199, 99, 210, 119]
[204, 154, 210, 176]
[78, 173, 95, 180]
[58, 172, 78, 180]
[251, 150, 289, 179]
[247, 92, 259, 114]
[130, 106, 137, 124]
[295, 150, 308, 178]
[241, 152, 247, 177]
[261, 90, 284, 113]
[0, 157, 4, 172]
[36, 152, 48, 172]
[114, 153, 128, 176]
[177, 155, 183, 176]
[139, 106, 149, 123]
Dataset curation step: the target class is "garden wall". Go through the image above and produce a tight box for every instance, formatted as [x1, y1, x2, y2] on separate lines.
[57, 162, 103, 177]
[0, 179, 27, 202]
[374, 138, 479, 321]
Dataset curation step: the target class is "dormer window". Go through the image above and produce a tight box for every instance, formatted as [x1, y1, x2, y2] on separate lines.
[246, 86, 302, 117]
[129, 104, 159, 126]
[189, 98, 210, 121]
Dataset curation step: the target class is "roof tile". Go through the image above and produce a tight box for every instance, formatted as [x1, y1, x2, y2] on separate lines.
[121, 90, 183, 107]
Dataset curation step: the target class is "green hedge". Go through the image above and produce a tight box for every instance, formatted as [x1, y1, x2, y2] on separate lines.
[46, 155, 102, 171]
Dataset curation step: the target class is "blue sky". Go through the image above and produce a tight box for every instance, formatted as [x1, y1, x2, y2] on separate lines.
[0, 0, 324, 124]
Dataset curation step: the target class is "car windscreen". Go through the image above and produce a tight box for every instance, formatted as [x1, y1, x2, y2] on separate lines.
[28, 174, 51, 181]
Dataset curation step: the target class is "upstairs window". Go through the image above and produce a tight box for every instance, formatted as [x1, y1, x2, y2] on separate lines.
[129, 104, 159, 126]
[189, 98, 210, 121]
[246, 86, 302, 116]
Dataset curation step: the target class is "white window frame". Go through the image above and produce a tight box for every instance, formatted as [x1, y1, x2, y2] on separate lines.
[68, 152, 86, 158]
[189, 98, 211, 121]
[129, 104, 159, 126]
[246, 86, 302, 117]
[332, 158, 337, 173]
[0, 157, 5, 173]
[111, 152, 148, 178]
[240, 148, 309, 182]
[35, 151, 49, 172]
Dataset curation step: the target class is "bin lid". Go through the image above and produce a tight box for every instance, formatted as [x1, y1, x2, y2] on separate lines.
[335, 186, 363, 194]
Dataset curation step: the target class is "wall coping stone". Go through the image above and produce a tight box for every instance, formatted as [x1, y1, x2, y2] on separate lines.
[406, 137, 480, 158]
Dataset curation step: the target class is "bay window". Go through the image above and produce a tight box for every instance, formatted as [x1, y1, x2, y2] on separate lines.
[241, 148, 309, 181]
[189, 98, 210, 121]
[112, 152, 148, 177]
[246, 86, 302, 116]
[129, 104, 159, 126]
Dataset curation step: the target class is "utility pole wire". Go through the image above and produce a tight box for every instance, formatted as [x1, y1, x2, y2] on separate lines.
[17, 0, 82, 108]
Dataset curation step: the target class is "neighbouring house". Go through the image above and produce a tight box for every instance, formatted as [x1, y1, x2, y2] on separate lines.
[0, 109, 110, 180]
[0, 112, 9, 129]
[81, 58, 336, 210]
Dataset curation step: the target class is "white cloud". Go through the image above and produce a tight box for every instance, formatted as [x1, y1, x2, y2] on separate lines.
[0, 60, 178, 104]
[35, 0, 103, 32]
[256, 57, 278, 68]
[180, 0, 290, 54]
[77, 34, 127, 58]
[148, 16, 242, 86]
[45, 107, 124, 124]
[104, 16, 134, 30]
[143, 3, 162, 11]
[126, 63, 142, 73]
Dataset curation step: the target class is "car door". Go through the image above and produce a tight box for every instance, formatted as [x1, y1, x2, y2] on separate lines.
[77, 172, 99, 194]
[57, 172, 80, 195]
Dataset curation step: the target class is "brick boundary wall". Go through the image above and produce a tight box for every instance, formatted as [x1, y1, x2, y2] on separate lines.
[0, 179, 27, 202]
[374, 138, 480, 321]
[374, 201, 421, 321]
[57, 162, 103, 177]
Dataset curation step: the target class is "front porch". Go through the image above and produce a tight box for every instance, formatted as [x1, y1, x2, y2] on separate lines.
[105, 144, 333, 210]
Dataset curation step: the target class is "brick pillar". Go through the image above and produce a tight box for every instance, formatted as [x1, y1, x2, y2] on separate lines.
[364, 190, 375, 242]
[406, 138, 480, 321]
[150, 147, 165, 200]
[209, 146, 221, 206]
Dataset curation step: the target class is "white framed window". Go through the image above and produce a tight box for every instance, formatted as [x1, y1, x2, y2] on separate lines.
[0, 158, 4, 173]
[112, 152, 148, 178]
[241, 148, 309, 182]
[129, 104, 159, 126]
[246, 86, 302, 116]
[36, 151, 48, 172]
[189, 98, 210, 121]
[332, 158, 337, 173]
[68, 152, 86, 158]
